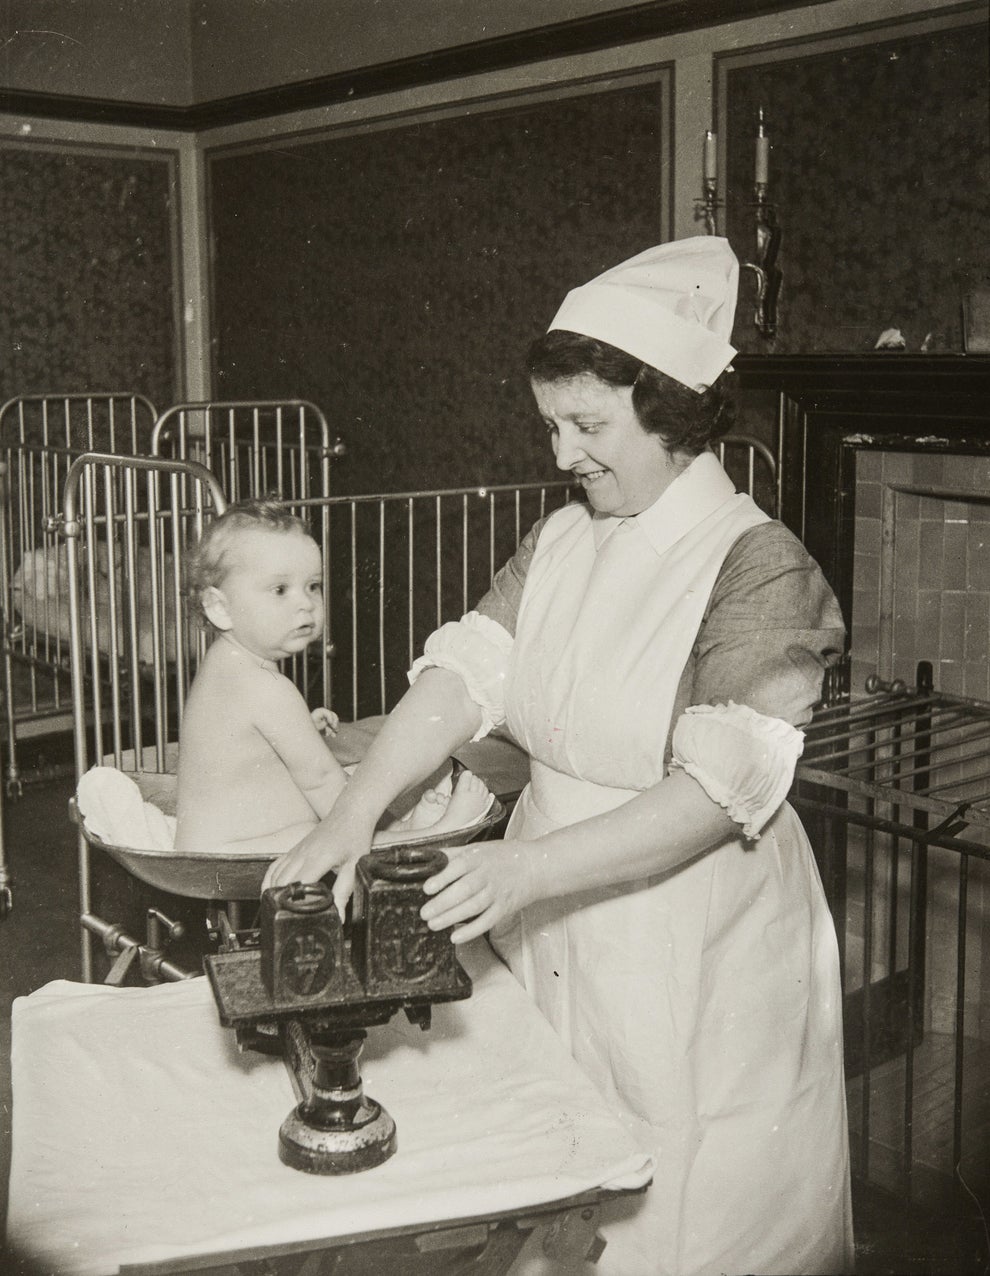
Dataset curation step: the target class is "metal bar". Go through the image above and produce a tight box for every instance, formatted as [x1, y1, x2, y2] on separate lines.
[407, 498, 415, 673]
[903, 664, 934, 1201]
[878, 483, 897, 681]
[378, 501, 386, 715]
[860, 791, 876, 1180]
[146, 470, 167, 769]
[787, 795, 990, 861]
[434, 496, 442, 632]
[461, 492, 469, 616]
[794, 768, 990, 832]
[488, 490, 496, 587]
[102, 467, 125, 766]
[290, 479, 574, 508]
[953, 854, 968, 1178]
[123, 467, 143, 767]
[349, 502, 358, 719]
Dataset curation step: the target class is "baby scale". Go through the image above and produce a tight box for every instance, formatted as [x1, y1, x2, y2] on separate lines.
[205, 842, 480, 1176]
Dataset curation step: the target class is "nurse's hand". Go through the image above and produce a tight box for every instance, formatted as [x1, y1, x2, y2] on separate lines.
[420, 840, 539, 944]
[262, 818, 372, 913]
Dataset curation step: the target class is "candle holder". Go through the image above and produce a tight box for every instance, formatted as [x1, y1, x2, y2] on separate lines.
[694, 183, 782, 341]
[744, 183, 782, 340]
[695, 114, 782, 340]
[699, 177, 719, 237]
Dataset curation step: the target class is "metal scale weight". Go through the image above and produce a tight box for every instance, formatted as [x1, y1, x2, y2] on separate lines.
[206, 842, 474, 1175]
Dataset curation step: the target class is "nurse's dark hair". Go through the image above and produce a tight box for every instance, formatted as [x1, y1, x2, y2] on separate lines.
[525, 329, 734, 453]
[185, 497, 316, 625]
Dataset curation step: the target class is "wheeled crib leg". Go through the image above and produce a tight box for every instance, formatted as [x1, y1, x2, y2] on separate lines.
[2, 639, 23, 799]
[0, 758, 10, 918]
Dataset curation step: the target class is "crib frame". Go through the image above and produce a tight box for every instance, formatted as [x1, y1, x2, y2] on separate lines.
[793, 661, 990, 1219]
[0, 395, 160, 919]
[60, 451, 228, 978]
[0, 396, 342, 790]
[0, 393, 159, 794]
[150, 397, 344, 502]
[0, 396, 345, 918]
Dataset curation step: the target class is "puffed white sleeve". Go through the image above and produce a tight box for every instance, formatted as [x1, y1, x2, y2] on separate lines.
[669, 701, 804, 839]
[407, 610, 513, 742]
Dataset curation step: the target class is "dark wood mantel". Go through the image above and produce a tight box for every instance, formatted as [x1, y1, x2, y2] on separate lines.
[732, 354, 990, 625]
[734, 352, 990, 391]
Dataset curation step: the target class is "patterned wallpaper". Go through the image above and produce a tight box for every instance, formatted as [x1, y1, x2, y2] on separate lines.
[0, 146, 177, 418]
[724, 22, 989, 355]
[209, 81, 668, 495]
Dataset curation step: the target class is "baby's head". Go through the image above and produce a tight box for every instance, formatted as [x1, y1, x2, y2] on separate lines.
[187, 499, 324, 661]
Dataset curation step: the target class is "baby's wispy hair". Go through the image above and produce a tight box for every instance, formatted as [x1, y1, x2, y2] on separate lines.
[185, 497, 315, 625]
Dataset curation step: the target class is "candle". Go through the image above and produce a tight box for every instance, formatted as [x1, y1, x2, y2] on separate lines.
[704, 129, 717, 183]
[755, 108, 769, 186]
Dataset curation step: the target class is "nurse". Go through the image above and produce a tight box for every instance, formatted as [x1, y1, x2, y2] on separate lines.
[266, 238, 854, 1276]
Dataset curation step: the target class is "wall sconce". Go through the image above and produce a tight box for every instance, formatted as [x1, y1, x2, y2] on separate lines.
[696, 109, 782, 340]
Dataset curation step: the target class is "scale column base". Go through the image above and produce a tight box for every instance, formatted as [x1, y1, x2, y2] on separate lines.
[278, 1098, 397, 1174]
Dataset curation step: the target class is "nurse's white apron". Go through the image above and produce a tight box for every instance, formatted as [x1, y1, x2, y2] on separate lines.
[492, 457, 853, 1275]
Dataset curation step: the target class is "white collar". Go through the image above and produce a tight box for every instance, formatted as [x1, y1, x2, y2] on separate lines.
[592, 450, 740, 558]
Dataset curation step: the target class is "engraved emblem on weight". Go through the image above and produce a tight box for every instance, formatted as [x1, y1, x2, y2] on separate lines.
[376, 901, 442, 982]
[279, 929, 334, 997]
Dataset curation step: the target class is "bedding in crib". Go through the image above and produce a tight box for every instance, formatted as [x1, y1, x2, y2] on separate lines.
[11, 542, 186, 663]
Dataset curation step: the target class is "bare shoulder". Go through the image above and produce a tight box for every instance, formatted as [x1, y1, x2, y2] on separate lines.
[188, 642, 299, 719]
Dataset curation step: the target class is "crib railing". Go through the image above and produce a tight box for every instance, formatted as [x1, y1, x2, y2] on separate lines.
[293, 479, 576, 721]
[793, 664, 990, 1219]
[0, 392, 158, 453]
[60, 452, 228, 977]
[151, 399, 345, 503]
[0, 394, 159, 791]
[283, 433, 777, 722]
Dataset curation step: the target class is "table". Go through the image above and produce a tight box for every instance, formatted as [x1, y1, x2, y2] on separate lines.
[6, 941, 653, 1275]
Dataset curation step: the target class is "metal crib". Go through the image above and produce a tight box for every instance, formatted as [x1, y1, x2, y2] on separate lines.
[61, 451, 512, 984]
[0, 395, 345, 918]
[0, 394, 159, 919]
[0, 392, 158, 793]
[793, 661, 990, 1219]
[58, 451, 225, 980]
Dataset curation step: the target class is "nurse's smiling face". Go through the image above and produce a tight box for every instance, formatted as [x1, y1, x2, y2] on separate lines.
[532, 373, 683, 517]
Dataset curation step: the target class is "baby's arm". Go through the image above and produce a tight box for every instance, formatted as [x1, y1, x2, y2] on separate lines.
[255, 675, 348, 818]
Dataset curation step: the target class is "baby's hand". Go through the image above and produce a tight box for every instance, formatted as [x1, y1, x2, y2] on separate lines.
[311, 707, 340, 738]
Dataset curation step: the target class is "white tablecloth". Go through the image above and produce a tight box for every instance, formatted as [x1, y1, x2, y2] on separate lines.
[7, 941, 653, 1275]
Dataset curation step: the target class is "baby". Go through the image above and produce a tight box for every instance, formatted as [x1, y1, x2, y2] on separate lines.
[175, 499, 489, 858]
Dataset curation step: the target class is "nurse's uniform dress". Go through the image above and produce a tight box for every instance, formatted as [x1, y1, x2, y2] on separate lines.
[411, 452, 854, 1276]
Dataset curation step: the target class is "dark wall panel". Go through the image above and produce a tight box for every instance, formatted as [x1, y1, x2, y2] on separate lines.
[725, 22, 988, 355]
[0, 147, 177, 411]
[209, 82, 668, 494]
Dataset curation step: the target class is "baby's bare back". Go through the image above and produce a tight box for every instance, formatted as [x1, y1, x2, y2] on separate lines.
[175, 642, 322, 854]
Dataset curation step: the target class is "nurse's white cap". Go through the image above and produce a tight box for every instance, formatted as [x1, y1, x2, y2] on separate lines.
[547, 236, 739, 392]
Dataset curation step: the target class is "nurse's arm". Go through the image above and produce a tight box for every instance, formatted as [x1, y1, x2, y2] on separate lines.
[421, 769, 738, 943]
[262, 666, 483, 906]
